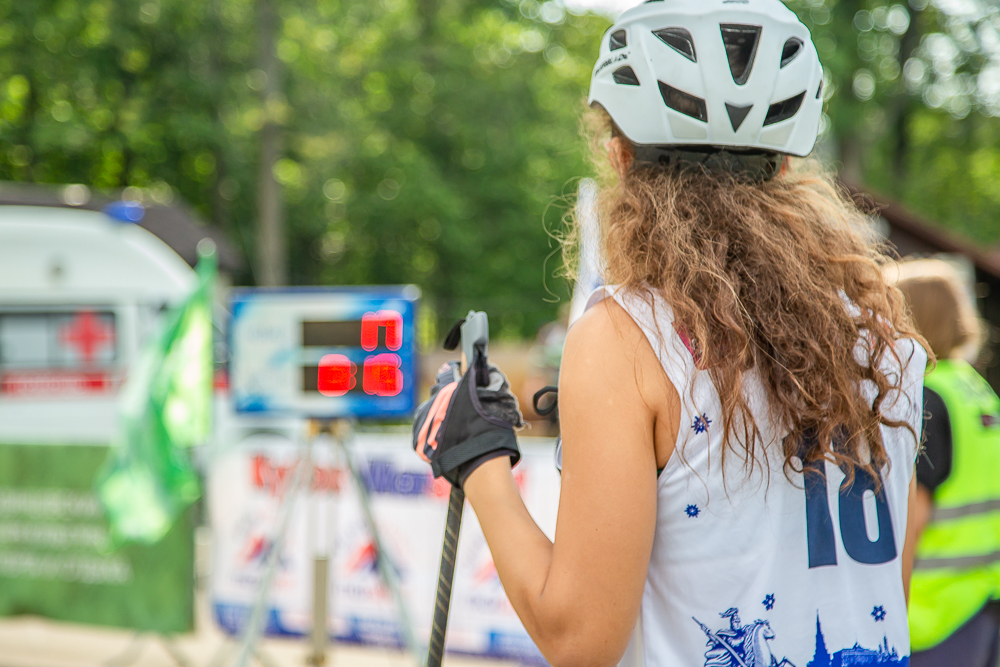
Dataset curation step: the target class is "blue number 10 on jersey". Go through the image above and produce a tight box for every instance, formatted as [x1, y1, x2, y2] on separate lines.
[804, 458, 897, 568]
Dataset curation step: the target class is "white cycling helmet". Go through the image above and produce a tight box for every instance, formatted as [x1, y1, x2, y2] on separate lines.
[588, 0, 824, 158]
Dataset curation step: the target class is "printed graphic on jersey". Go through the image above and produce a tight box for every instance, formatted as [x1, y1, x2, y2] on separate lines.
[762, 594, 775, 611]
[694, 610, 909, 667]
[686, 504, 701, 518]
[806, 614, 907, 667]
[871, 606, 886, 622]
[693, 608, 794, 667]
[693, 414, 712, 434]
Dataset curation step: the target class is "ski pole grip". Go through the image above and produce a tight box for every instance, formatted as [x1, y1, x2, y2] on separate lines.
[460, 311, 489, 386]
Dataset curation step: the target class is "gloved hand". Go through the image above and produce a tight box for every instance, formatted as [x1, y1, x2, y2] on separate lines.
[413, 359, 523, 489]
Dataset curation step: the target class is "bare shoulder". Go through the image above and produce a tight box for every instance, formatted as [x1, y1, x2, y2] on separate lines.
[561, 296, 671, 409]
[563, 296, 647, 365]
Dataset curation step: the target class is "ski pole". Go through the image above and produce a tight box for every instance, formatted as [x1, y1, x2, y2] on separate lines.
[426, 311, 489, 667]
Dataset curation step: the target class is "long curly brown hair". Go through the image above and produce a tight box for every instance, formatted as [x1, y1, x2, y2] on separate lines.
[572, 110, 926, 482]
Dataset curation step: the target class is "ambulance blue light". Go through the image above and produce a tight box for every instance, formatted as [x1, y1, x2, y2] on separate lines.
[103, 201, 145, 223]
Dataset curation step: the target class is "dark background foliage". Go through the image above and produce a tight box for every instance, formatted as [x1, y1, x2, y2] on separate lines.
[1, 0, 998, 339]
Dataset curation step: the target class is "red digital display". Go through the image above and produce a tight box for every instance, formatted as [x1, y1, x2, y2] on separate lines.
[360, 310, 403, 351]
[317, 354, 356, 396]
[362, 353, 403, 397]
[305, 309, 406, 400]
[234, 288, 417, 418]
[314, 353, 403, 398]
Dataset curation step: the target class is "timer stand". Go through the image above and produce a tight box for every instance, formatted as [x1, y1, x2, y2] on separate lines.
[304, 419, 419, 667]
[227, 287, 421, 666]
[304, 419, 332, 667]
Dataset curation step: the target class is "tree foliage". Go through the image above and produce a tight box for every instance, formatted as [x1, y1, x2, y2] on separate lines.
[3, 0, 1000, 339]
[0, 0, 607, 338]
[786, 0, 1000, 246]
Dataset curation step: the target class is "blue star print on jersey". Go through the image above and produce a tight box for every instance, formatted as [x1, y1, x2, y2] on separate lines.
[872, 606, 887, 622]
[762, 594, 775, 611]
[694, 609, 908, 667]
[686, 504, 700, 518]
[692, 414, 712, 434]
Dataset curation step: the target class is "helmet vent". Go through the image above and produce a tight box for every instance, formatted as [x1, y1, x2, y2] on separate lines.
[725, 103, 753, 131]
[720, 24, 761, 86]
[781, 38, 803, 68]
[816, 79, 824, 99]
[658, 81, 708, 123]
[613, 66, 640, 86]
[764, 91, 806, 126]
[653, 28, 697, 62]
[610, 30, 627, 51]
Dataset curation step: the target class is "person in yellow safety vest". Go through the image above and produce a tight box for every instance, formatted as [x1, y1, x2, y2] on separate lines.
[895, 258, 1000, 667]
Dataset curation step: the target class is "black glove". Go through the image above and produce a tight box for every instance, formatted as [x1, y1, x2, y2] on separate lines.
[413, 358, 523, 489]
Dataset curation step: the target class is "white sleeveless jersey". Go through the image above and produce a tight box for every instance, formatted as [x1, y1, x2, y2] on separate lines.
[594, 287, 925, 667]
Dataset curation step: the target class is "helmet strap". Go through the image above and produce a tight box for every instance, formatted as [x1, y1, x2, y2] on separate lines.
[632, 145, 783, 182]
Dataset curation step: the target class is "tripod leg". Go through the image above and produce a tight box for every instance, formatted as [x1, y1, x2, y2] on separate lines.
[232, 443, 312, 667]
[335, 426, 419, 661]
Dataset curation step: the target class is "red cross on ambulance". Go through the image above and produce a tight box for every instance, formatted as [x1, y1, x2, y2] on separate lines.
[59, 310, 114, 365]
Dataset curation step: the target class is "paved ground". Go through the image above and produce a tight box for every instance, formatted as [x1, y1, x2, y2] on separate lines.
[0, 516, 526, 667]
[0, 592, 518, 667]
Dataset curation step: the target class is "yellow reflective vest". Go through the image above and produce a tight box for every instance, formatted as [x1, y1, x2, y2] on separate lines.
[909, 359, 1000, 651]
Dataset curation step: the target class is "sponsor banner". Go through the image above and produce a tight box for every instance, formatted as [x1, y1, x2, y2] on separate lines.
[209, 432, 560, 664]
[0, 443, 194, 632]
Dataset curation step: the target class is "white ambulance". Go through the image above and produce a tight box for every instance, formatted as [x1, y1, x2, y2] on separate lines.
[0, 203, 196, 444]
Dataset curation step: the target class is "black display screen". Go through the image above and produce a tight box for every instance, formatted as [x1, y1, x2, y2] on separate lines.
[302, 365, 366, 395]
[301, 320, 364, 347]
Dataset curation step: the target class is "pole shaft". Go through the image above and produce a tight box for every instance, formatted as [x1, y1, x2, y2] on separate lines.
[426, 485, 464, 667]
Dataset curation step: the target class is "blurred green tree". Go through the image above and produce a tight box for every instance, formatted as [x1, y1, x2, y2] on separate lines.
[4, 0, 1000, 337]
[0, 0, 607, 338]
[786, 0, 1000, 246]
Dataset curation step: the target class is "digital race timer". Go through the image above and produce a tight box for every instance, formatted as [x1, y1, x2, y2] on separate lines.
[229, 286, 419, 419]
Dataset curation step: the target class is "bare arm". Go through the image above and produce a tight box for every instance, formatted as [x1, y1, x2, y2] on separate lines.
[464, 300, 674, 667]
[902, 475, 933, 604]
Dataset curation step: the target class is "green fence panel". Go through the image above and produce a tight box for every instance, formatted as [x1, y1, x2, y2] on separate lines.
[0, 443, 194, 633]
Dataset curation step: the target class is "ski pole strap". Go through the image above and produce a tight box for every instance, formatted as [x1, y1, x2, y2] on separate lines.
[533, 386, 559, 417]
[414, 353, 522, 489]
[431, 429, 518, 479]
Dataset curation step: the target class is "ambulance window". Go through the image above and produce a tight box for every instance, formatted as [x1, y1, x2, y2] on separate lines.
[0, 310, 117, 370]
[1, 316, 49, 367]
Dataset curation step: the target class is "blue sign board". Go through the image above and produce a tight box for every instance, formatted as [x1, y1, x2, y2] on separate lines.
[229, 286, 419, 419]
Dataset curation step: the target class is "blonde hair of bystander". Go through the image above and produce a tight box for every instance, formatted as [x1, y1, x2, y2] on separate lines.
[893, 258, 984, 361]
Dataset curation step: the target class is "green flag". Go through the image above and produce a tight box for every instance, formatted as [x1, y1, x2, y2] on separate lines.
[97, 244, 216, 545]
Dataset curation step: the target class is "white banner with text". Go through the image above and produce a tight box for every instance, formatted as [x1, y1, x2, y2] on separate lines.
[209, 431, 559, 664]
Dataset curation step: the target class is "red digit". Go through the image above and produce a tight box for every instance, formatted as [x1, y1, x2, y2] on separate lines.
[379, 310, 403, 350]
[360, 313, 379, 351]
[363, 354, 403, 396]
[317, 354, 356, 396]
[360, 310, 403, 351]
